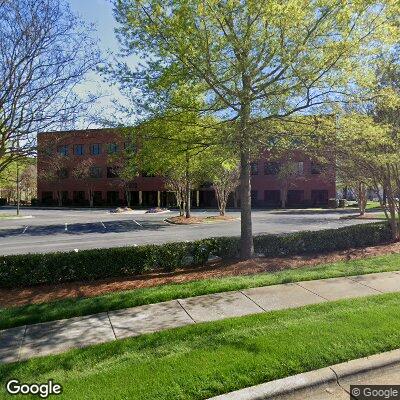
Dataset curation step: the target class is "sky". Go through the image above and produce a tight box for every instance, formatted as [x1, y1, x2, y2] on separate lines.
[67, 0, 137, 128]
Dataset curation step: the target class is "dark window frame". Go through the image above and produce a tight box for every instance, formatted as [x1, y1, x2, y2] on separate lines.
[89, 166, 102, 178]
[250, 162, 259, 176]
[57, 145, 68, 156]
[107, 143, 118, 154]
[107, 166, 118, 178]
[91, 143, 101, 155]
[264, 161, 280, 175]
[73, 144, 84, 156]
[58, 168, 69, 179]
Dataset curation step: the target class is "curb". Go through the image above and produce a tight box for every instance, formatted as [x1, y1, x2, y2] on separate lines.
[0, 215, 34, 220]
[208, 349, 400, 400]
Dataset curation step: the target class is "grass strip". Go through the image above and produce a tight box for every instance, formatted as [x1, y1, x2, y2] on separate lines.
[1, 252, 399, 330]
[1, 293, 400, 399]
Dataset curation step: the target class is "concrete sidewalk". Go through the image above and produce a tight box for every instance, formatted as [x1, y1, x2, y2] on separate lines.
[1, 271, 400, 364]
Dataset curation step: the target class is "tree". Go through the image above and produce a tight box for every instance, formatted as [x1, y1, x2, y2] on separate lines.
[212, 162, 239, 216]
[0, 158, 36, 205]
[132, 113, 215, 218]
[203, 147, 240, 215]
[37, 138, 69, 206]
[276, 161, 305, 209]
[72, 158, 98, 207]
[112, 138, 140, 208]
[113, 0, 398, 258]
[0, 0, 100, 174]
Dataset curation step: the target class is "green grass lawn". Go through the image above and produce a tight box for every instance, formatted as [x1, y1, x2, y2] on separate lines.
[1, 293, 400, 399]
[1, 252, 400, 330]
[365, 201, 382, 210]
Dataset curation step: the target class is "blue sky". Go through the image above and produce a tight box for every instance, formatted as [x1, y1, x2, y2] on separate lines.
[67, 0, 136, 127]
[68, 0, 119, 54]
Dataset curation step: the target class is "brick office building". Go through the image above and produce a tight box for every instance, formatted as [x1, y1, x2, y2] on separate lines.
[37, 128, 336, 208]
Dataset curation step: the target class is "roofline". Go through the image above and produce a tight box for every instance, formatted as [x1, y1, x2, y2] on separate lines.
[37, 127, 129, 135]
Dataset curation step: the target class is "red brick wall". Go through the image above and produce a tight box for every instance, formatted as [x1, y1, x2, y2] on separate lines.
[37, 128, 336, 207]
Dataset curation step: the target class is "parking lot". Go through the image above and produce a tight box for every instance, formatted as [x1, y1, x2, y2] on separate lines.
[0, 207, 372, 255]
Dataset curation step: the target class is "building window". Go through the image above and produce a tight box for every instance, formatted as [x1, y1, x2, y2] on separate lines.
[311, 161, 322, 174]
[91, 143, 101, 155]
[287, 190, 304, 205]
[107, 143, 118, 154]
[250, 162, 258, 175]
[90, 166, 102, 178]
[142, 171, 155, 178]
[41, 191, 53, 204]
[74, 144, 84, 155]
[251, 190, 258, 205]
[58, 168, 68, 179]
[296, 162, 304, 175]
[41, 146, 54, 156]
[124, 142, 136, 153]
[73, 191, 85, 204]
[57, 145, 68, 156]
[107, 166, 118, 178]
[264, 161, 280, 175]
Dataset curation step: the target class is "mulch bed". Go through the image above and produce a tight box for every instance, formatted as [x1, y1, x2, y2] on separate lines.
[166, 215, 237, 224]
[1, 241, 400, 309]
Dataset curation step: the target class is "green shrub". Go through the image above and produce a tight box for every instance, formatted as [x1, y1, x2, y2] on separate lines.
[0, 222, 391, 288]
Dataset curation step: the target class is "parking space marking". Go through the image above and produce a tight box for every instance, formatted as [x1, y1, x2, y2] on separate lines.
[133, 220, 142, 227]
[22, 226, 29, 234]
[100, 221, 106, 229]
[65, 223, 68, 232]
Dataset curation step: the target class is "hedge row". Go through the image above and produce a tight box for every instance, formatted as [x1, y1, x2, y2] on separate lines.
[0, 222, 392, 288]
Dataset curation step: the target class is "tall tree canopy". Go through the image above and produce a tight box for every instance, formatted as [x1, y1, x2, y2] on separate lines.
[0, 0, 100, 174]
[112, 0, 399, 258]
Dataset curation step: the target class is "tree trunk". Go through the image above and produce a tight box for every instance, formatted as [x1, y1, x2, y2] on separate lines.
[185, 150, 191, 218]
[126, 189, 131, 208]
[57, 190, 62, 207]
[281, 188, 287, 209]
[358, 182, 366, 216]
[239, 101, 253, 259]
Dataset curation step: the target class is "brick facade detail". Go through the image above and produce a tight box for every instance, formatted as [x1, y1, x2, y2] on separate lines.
[37, 128, 336, 208]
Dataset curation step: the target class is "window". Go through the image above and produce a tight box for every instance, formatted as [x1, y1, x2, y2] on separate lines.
[107, 191, 119, 206]
[57, 145, 68, 156]
[264, 161, 280, 175]
[251, 190, 258, 205]
[58, 168, 68, 179]
[41, 146, 54, 156]
[287, 190, 304, 205]
[142, 171, 156, 178]
[250, 162, 258, 175]
[73, 191, 85, 204]
[107, 143, 118, 154]
[74, 144, 84, 155]
[89, 166, 102, 178]
[311, 161, 322, 174]
[124, 142, 136, 153]
[91, 143, 101, 155]
[107, 166, 118, 178]
[264, 190, 281, 206]
[296, 162, 304, 175]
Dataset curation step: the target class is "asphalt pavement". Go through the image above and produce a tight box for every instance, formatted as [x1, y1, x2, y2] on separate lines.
[0, 207, 373, 255]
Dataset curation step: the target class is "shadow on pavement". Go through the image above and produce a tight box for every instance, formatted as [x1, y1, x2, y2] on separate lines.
[0, 219, 168, 238]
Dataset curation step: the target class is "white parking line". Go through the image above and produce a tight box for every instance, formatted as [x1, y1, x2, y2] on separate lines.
[22, 226, 29, 234]
[133, 220, 142, 227]
[64, 223, 68, 232]
[100, 221, 106, 229]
